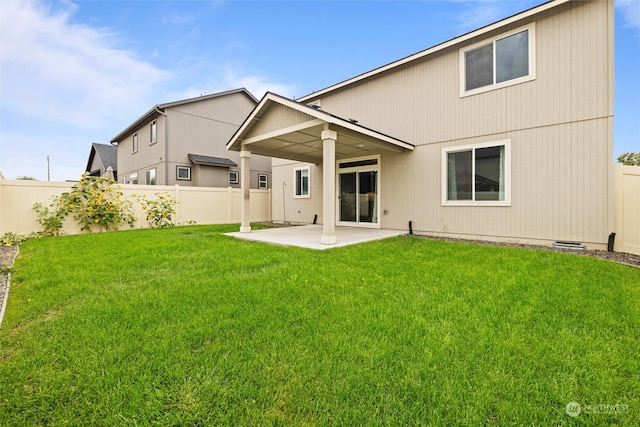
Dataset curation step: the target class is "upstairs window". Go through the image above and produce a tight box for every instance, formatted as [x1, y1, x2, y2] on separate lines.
[461, 24, 535, 96]
[132, 132, 138, 153]
[150, 120, 157, 144]
[294, 166, 310, 198]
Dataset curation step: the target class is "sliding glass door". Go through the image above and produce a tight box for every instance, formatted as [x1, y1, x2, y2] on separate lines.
[338, 158, 378, 226]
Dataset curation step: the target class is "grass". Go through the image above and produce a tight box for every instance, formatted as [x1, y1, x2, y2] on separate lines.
[0, 224, 638, 426]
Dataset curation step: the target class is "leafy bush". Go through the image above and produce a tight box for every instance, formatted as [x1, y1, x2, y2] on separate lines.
[617, 152, 640, 166]
[1, 232, 30, 246]
[136, 192, 178, 228]
[33, 173, 136, 233]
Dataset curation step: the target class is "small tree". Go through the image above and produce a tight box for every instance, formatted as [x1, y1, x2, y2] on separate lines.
[617, 152, 640, 166]
[16, 176, 37, 180]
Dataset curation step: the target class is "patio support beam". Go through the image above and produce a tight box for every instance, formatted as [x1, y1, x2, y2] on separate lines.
[321, 129, 337, 245]
[240, 148, 251, 233]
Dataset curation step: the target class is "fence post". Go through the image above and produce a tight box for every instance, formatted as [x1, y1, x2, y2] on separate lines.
[174, 184, 180, 224]
[227, 187, 233, 223]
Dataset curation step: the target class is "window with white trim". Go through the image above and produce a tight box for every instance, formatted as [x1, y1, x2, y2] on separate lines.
[442, 140, 510, 205]
[146, 169, 156, 185]
[229, 171, 239, 184]
[177, 166, 191, 181]
[150, 120, 157, 144]
[258, 173, 268, 189]
[130, 173, 138, 185]
[294, 166, 310, 198]
[460, 24, 535, 96]
[132, 132, 138, 153]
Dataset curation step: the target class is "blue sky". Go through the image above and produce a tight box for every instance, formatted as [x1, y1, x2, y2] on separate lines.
[1, 0, 638, 181]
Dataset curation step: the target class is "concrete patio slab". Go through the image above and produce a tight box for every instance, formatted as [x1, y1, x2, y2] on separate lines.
[226, 225, 406, 250]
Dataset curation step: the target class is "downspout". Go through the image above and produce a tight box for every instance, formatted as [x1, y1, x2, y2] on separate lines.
[155, 106, 168, 185]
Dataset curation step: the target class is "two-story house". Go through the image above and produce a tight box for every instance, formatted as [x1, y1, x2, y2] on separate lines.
[111, 88, 271, 189]
[228, 0, 614, 249]
[85, 143, 117, 179]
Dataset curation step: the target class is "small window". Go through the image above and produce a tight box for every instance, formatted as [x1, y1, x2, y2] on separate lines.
[460, 24, 535, 96]
[258, 173, 268, 189]
[132, 132, 138, 153]
[229, 171, 239, 184]
[442, 140, 510, 206]
[130, 173, 138, 185]
[150, 120, 157, 144]
[146, 169, 156, 185]
[177, 166, 191, 181]
[294, 166, 310, 198]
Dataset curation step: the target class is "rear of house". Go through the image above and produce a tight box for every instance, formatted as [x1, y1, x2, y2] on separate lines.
[229, 0, 614, 249]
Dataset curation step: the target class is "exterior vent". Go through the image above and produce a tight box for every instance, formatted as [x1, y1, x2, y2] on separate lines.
[552, 241, 586, 250]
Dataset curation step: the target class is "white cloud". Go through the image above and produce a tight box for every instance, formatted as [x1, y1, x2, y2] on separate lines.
[450, 0, 543, 31]
[617, 0, 640, 32]
[176, 64, 298, 101]
[0, 0, 170, 130]
[452, 0, 505, 30]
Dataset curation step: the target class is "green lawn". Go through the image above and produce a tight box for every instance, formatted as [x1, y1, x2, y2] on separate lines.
[1, 225, 638, 426]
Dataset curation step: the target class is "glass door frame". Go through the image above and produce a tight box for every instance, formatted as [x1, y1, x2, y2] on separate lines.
[336, 155, 381, 229]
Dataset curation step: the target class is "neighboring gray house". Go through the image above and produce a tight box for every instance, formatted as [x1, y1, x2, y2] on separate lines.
[228, 0, 615, 249]
[110, 88, 271, 189]
[85, 143, 117, 180]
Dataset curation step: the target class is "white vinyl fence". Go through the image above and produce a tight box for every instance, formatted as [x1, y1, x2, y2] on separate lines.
[0, 179, 271, 236]
[614, 165, 640, 255]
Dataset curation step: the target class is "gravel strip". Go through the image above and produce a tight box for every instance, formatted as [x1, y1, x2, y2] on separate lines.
[414, 235, 640, 268]
[0, 245, 19, 328]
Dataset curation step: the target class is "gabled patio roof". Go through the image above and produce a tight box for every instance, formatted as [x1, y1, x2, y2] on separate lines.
[226, 92, 413, 164]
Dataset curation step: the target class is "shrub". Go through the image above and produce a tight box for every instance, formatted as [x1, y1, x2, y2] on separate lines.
[33, 173, 136, 233]
[0, 232, 29, 246]
[136, 192, 178, 228]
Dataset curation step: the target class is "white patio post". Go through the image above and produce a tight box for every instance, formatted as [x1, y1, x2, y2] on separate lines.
[240, 148, 251, 233]
[321, 129, 337, 245]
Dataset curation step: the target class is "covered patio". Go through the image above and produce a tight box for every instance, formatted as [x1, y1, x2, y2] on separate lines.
[226, 225, 406, 250]
[226, 92, 413, 246]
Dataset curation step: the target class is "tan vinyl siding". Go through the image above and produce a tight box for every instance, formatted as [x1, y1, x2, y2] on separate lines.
[312, 1, 610, 146]
[166, 93, 255, 163]
[116, 91, 271, 188]
[118, 115, 166, 185]
[292, 0, 613, 246]
[271, 159, 322, 224]
[378, 118, 612, 245]
[250, 104, 317, 137]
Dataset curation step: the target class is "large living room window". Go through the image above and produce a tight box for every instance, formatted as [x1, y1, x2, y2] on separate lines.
[442, 140, 510, 206]
[460, 24, 535, 96]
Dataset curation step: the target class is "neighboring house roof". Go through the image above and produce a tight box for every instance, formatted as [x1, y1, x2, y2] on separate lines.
[85, 143, 117, 174]
[188, 154, 238, 168]
[227, 92, 413, 163]
[298, 0, 564, 102]
[109, 88, 258, 144]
